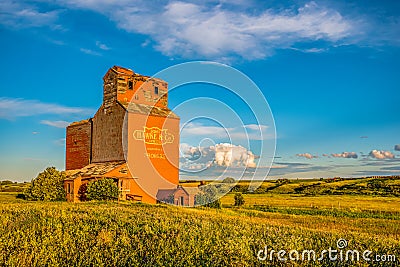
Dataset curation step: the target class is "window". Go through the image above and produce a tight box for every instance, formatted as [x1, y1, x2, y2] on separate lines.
[67, 183, 71, 194]
[128, 81, 133, 90]
[154, 86, 159, 95]
[134, 94, 139, 100]
[180, 196, 184, 206]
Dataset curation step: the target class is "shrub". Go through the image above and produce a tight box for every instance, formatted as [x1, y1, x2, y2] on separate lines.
[222, 177, 235, 184]
[87, 179, 119, 201]
[16, 193, 26, 200]
[24, 167, 66, 201]
[195, 184, 222, 208]
[0, 180, 13, 185]
[207, 199, 222, 208]
[234, 193, 245, 206]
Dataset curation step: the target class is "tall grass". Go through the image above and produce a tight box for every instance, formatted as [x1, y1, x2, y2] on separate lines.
[0, 201, 398, 266]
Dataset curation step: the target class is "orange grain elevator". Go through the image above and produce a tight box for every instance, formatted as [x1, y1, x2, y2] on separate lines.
[64, 66, 180, 204]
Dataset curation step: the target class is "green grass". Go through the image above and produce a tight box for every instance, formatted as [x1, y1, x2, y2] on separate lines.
[0, 177, 399, 266]
[0, 201, 399, 266]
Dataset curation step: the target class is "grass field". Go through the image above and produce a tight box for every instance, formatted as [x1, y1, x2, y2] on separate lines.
[0, 177, 399, 266]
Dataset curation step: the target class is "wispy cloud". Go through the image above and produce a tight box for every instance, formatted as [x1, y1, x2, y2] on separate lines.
[290, 47, 328, 54]
[181, 122, 271, 140]
[181, 122, 230, 137]
[96, 41, 111, 50]
[40, 120, 70, 128]
[80, 48, 101, 56]
[0, 1, 62, 29]
[244, 124, 268, 131]
[0, 97, 94, 119]
[54, 138, 66, 146]
[296, 153, 318, 159]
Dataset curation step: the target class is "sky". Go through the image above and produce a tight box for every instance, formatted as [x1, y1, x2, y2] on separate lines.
[0, 0, 399, 181]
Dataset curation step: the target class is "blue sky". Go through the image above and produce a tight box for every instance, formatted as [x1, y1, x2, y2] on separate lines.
[0, 0, 399, 181]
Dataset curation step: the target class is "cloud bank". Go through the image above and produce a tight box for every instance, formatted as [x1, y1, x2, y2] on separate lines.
[1, 0, 375, 60]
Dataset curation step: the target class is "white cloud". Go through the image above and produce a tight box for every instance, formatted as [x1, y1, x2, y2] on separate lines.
[3, 1, 398, 60]
[34, 0, 360, 60]
[181, 122, 271, 140]
[116, 1, 354, 60]
[296, 153, 317, 159]
[0, 97, 94, 119]
[96, 41, 111, 50]
[244, 124, 268, 131]
[0, 1, 62, 29]
[181, 122, 230, 137]
[331, 152, 358, 159]
[180, 142, 257, 170]
[214, 143, 257, 168]
[40, 120, 70, 128]
[54, 138, 66, 146]
[80, 48, 101, 56]
[369, 150, 395, 159]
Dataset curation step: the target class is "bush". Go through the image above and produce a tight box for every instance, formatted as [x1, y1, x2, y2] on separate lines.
[234, 193, 245, 206]
[24, 167, 66, 201]
[195, 184, 222, 208]
[0, 180, 13, 185]
[87, 179, 119, 201]
[16, 193, 26, 200]
[222, 177, 235, 184]
[207, 199, 222, 208]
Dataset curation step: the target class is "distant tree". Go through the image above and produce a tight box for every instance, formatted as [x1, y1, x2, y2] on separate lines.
[195, 184, 222, 208]
[207, 198, 222, 208]
[234, 193, 245, 206]
[87, 179, 119, 201]
[24, 167, 66, 201]
[222, 177, 235, 184]
[0, 180, 13, 185]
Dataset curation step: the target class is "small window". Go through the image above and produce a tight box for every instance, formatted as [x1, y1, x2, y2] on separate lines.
[180, 196, 184, 206]
[67, 183, 71, 194]
[134, 94, 139, 100]
[154, 86, 159, 95]
[128, 81, 133, 90]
